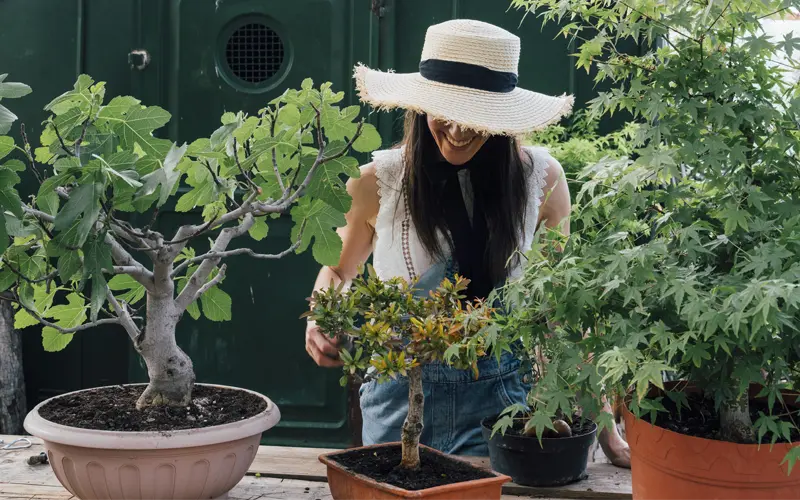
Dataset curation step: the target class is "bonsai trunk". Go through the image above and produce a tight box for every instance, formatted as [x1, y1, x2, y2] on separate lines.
[135, 294, 195, 409]
[400, 365, 424, 470]
[0, 300, 26, 434]
[720, 390, 755, 443]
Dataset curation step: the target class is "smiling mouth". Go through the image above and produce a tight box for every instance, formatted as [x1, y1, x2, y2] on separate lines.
[444, 135, 474, 149]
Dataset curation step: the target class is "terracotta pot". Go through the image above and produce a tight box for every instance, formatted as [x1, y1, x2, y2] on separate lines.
[624, 381, 800, 499]
[23, 383, 280, 500]
[319, 442, 511, 499]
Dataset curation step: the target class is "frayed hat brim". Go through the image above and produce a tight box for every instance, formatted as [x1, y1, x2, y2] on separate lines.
[354, 63, 574, 137]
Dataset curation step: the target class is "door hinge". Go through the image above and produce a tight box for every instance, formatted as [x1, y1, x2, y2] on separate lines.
[371, 0, 385, 18]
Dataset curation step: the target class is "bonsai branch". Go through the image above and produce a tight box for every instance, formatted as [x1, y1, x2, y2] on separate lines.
[189, 264, 227, 303]
[0, 259, 57, 285]
[165, 191, 260, 259]
[171, 222, 305, 278]
[15, 300, 126, 334]
[105, 289, 141, 343]
[173, 213, 255, 311]
[272, 149, 286, 193]
[105, 234, 155, 292]
[233, 138, 259, 192]
[22, 206, 55, 223]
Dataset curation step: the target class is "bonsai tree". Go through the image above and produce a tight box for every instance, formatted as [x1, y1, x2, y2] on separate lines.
[305, 268, 493, 470]
[0, 73, 381, 409]
[511, 0, 800, 469]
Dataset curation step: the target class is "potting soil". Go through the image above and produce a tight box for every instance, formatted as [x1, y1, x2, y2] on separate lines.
[653, 392, 800, 443]
[37, 385, 268, 432]
[332, 444, 494, 490]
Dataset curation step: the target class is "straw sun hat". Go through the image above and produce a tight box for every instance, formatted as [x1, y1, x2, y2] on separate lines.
[353, 19, 574, 137]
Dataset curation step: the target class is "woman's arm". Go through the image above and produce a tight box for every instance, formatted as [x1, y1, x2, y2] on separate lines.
[305, 163, 380, 367]
[538, 156, 571, 237]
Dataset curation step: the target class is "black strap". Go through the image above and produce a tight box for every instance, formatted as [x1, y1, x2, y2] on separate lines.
[419, 59, 518, 93]
[426, 161, 492, 301]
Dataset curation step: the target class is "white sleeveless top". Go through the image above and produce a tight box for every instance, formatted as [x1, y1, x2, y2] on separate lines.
[369, 145, 554, 285]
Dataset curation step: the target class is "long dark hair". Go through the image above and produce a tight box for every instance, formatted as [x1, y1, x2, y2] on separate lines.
[397, 111, 530, 290]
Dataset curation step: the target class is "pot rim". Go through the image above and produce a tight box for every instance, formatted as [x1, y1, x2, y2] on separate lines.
[319, 441, 511, 498]
[479, 414, 598, 442]
[23, 382, 280, 450]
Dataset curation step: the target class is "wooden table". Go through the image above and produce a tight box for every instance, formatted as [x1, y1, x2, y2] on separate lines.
[0, 435, 631, 500]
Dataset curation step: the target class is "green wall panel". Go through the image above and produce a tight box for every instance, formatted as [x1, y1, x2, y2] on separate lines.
[3, 0, 633, 449]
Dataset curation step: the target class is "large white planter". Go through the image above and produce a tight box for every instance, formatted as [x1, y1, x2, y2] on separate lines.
[23, 383, 280, 500]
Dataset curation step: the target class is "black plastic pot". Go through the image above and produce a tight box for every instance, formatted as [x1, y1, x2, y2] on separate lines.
[480, 415, 597, 487]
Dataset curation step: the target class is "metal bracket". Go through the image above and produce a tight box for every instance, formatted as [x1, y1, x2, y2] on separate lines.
[371, 0, 385, 18]
[128, 49, 151, 71]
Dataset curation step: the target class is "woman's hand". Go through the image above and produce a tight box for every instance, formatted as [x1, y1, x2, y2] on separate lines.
[304, 163, 377, 368]
[305, 320, 344, 368]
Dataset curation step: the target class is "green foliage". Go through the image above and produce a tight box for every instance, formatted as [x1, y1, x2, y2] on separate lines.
[1, 74, 379, 354]
[509, 0, 800, 465]
[525, 109, 638, 180]
[305, 268, 495, 387]
[0, 74, 30, 256]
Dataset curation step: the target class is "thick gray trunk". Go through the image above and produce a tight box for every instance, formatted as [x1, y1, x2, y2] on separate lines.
[135, 293, 195, 409]
[400, 365, 423, 470]
[0, 300, 26, 434]
[720, 390, 755, 443]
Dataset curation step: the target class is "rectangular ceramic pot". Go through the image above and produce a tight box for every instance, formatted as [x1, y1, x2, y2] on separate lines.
[319, 442, 511, 499]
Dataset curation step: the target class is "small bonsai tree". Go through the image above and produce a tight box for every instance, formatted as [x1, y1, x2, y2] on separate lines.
[0, 73, 381, 409]
[487, 236, 607, 442]
[305, 268, 493, 470]
[511, 0, 800, 469]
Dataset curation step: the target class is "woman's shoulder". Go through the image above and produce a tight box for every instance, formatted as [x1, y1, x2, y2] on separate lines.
[520, 145, 565, 189]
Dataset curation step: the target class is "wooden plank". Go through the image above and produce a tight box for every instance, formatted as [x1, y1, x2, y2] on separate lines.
[2, 435, 630, 499]
[250, 445, 631, 499]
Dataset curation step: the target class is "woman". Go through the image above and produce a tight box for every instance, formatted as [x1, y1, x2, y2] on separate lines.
[304, 19, 630, 466]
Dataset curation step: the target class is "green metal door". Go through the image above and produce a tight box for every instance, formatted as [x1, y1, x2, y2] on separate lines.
[124, 0, 377, 448]
[2, 0, 143, 414]
[3, 0, 629, 450]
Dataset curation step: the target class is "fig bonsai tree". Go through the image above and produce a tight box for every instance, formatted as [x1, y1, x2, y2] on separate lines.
[0, 73, 381, 410]
[510, 0, 800, 488]
[305, 269, 494, 470]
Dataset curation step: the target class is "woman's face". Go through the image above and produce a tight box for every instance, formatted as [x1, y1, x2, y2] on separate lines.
[427, 116, 488, 165]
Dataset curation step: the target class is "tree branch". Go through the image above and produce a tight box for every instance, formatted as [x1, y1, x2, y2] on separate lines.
[105, 234, 155, 292]
[173, 213, 255, 311]
[163, 191, 260, 260]
[105, 289, 141, 343]
[170, 225, 305, 278]
[19, 123, 44, 184]
[52, 123, 76, 157]
[272, 149, 286, 193]
[16, 299, 125, 334]
[260, 117, 364, 213]
[188, 263, 227, 305]
[233, 137, 259, 192]
[0, 258, 58, 285]
[23, 206, 55, 223]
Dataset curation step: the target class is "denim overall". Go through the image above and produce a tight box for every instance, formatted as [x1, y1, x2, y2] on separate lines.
[358, 258, 531, 456]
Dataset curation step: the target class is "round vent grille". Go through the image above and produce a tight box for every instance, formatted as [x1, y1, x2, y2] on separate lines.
[225, 23, 285, 84]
